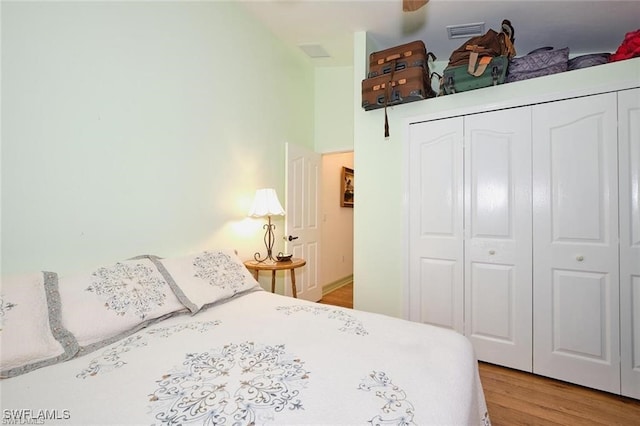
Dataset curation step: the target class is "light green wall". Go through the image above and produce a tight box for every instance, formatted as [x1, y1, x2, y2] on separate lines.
[1, 1, 314, 275]
[353, 31, 409, 317]
[314, 66, 354, 153]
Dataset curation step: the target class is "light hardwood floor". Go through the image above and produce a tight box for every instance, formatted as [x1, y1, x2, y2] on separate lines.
[319, 283, 640, 425]
[318, 283, 353, 308]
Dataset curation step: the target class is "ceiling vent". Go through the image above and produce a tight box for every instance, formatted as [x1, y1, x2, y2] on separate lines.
[446, 22, 485, 39]
[299, 44, 331, 58]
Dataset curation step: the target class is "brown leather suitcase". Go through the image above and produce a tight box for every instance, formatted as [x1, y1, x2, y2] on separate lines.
[368, 40, 431, 78]
[361, 66, 435, 111]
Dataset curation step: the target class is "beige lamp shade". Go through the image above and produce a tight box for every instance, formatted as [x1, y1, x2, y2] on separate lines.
[248, 188, 285, 218]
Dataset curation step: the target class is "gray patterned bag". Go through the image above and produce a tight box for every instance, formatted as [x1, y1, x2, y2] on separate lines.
[507, 46, 569, 82]
[568, 53, 610, 70]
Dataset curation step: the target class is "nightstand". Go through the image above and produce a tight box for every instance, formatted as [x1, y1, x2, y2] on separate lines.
[243, 258, 306, 298]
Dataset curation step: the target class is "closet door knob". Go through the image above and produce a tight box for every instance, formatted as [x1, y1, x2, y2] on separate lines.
[489, 250, 496, 255]
[576, 255, 584, 262]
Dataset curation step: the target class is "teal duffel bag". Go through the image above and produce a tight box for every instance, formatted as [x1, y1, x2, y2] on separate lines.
[440, 55, 509, 95]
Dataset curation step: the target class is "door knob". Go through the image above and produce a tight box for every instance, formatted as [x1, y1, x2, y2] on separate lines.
[576, 255, 584, 262]
[287, 235, 299, 241]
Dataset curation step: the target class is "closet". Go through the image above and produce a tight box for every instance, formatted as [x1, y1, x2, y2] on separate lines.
[407, 86, 639, 397]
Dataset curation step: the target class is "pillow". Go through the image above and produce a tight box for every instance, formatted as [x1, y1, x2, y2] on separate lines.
[151, 249, 261, 313]
[1, 272, 79, 378]
[57, 255, 187, 355]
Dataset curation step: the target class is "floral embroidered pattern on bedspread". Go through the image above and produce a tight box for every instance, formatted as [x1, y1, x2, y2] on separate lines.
[76, 321, 220, 378]
[0, 296, 17, 327]
[192, 251, 248, 291]
[87, 262, 169, 319]
[359, 371, 416, 425]
[148, 342, 309, 425]
[276, 305, 369, 335]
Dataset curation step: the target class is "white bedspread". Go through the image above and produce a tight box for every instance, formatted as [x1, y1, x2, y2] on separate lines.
[1, 289, 490, 425]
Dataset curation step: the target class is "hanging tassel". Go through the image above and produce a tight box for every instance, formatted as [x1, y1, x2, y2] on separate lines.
[384, 108, 390, 138]
[384, 60, 396, 139]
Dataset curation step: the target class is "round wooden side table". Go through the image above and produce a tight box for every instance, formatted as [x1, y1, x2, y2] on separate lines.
[243, 258, 306, 298]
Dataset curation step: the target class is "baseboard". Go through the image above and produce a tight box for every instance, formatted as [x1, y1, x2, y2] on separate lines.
[322, 275, 354, 296]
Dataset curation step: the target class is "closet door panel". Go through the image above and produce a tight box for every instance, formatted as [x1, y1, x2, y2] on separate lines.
[550, 131, 604, 240]
[552, 270, 610, 358]
[464, 107, 533, 371]
[468, 262, 514, 340]
[419, 258, 458, 328]
[619, 88, 640, 399]
[533, 93, 620, 394]
[408, 117, 464, 331]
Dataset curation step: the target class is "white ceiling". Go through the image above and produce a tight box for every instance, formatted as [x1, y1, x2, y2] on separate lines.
[239, 0, 640, 67]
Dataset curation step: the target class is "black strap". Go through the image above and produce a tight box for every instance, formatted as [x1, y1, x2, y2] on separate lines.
[384, 59, 396, 138]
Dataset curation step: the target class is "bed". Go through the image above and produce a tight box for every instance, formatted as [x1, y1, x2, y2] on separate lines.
[1, 249, 490, 425]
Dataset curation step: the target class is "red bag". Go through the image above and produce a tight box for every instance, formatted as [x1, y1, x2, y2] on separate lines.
[610, 29, 640, 62]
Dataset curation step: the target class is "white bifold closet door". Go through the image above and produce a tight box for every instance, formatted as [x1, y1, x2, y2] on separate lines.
[532, 93, 620, 394]
[619, 88, 640, 399]
[408, 117, 464, 332]
[464, 107, 533, 372]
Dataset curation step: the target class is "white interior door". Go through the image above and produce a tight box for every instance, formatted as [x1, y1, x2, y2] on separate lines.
[464, 107, 533, 372]
[532, 93, 620, 394]
[619, 88, 640, 399]
[285, 143, 322, 302]
[408, 117, 464, 332]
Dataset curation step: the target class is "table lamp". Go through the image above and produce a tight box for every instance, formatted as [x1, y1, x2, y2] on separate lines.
[249, 188, 285, 262]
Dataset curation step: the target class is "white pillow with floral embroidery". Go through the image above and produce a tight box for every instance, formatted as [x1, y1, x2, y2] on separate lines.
[1, 272, 78, 378]
[152, 249, 261, 313]
[57, 256, 187, 355]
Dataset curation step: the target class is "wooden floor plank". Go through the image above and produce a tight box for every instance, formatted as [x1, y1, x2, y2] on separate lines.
[479, 362, 640, 426]
[318, 282, 353, 308]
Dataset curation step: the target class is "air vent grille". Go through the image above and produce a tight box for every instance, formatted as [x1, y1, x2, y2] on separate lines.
[446, 23, 485, 39]
[299, 44, 331, 58]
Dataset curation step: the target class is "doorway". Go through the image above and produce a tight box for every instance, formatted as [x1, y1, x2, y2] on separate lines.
[320, 151, 354, 295]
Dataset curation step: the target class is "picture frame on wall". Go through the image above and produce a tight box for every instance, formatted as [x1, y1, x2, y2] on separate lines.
[341, 167, 354, 208]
